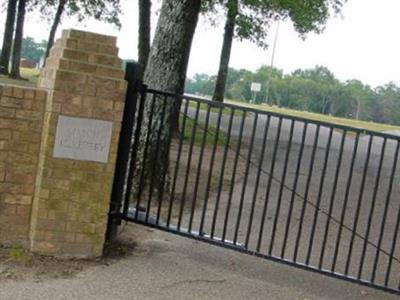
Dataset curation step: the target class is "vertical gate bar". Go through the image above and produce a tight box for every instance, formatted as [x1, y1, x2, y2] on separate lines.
[177, 101, 201, 231]
[210, 109, 235, 239]
[293, 125, 320, 262]
[357, 138, 387, 280]
[344, 135, 374, 275]
[188, 105, 211, 233]
[304, 127, 335, 265]
[167, 99, 190, 227]
[233, 113, 258, 245]
[122, 85, 147, 217]
[222, 111, 246, 242]
[256, 117, 283, 252]
[135, 93, 157, 220]
[106, 62, 141, 240]
[331, 132, 360, 272]
[199, 106, 223, 235]
[372, 141, 399, 283]
[269, 119, 295, 256]
[386, 183, 400, 286]
[317, 129, 346, 268]
[281, 121, 308, 258]
[245, 115, 271, 248]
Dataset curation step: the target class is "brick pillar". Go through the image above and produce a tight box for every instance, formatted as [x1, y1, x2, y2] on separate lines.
[30, 29, 126, 257]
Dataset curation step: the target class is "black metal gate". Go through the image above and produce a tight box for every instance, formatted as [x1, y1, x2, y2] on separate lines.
[108, 63, 400, 295]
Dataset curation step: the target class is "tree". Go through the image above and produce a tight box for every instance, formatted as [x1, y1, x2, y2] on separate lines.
[374, 83, 400, 124]
[40, 0, 122, 63]
[212, 0, 347, 102]
[21, 37, 47, 63]
[185, 73, 216, 96]
[212, 0, 238, 102]
[344, 80, 376, 120]
[10, 0, 27, 79]
[0, 0, 18, 75]
[139, 0, 202, 193]
[44, 0, 67, 61]
[138, 0, 151, 78]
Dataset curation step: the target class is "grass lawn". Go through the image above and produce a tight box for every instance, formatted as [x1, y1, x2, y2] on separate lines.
[182, 117, 229, 147]
[188, 100, 243, 117]
[0, 68, 40, 87]
[225, 99, 400, 133]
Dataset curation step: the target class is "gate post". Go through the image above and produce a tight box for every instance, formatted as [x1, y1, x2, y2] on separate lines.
[106, 62, 141, 242]
[29, 29, 127, 257]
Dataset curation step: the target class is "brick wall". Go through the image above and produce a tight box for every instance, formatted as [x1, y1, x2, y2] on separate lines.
[0, 84, 47, 246]
[0, 29, 126, 258]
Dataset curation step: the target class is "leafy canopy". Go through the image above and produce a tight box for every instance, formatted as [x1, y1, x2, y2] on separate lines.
[202, 0, 347, 48]
[31, 0, 122, 28]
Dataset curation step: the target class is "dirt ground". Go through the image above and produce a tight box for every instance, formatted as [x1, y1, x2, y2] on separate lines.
[0, 228, 139, 283]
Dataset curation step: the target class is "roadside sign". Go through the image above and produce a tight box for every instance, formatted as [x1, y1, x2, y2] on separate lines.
[251, 82, 262, 92]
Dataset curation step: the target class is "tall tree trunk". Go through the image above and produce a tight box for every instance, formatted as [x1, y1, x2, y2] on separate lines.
[0, 0, 18, 75]
[138, 0, 151, 79]
[9, 0, 26, 79]
[44, 0, 67, 64]
[138, 0, 201, 195]
[355, 98, 361, 120]
[212, 0, 238, 102]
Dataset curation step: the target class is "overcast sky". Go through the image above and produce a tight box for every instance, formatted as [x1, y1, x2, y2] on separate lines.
[1, 0, 399, 87]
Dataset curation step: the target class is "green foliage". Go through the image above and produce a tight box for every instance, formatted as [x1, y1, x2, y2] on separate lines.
[186, 73, 216, 96]
[202, 0, 347, 48]
[32, 0, 122, 28]
[185, 65, 400, 125]
[21, 37, 47, 63]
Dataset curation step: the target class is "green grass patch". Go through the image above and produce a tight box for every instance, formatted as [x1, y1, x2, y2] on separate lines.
[188, 101, 243, 117]
[182, 117, 229, 147]
[8, 247, 33, 265]
[0, 67, 40, 87]
[225, 99, 400, 133]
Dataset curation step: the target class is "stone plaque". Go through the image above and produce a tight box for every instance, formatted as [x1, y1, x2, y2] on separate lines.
[53, 115, 113, 163]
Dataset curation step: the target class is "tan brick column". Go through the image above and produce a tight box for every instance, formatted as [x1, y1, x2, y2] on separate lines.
[30, 29, 126, 257]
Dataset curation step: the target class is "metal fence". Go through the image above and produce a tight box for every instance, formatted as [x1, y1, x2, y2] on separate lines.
[110, 74, 400, 295]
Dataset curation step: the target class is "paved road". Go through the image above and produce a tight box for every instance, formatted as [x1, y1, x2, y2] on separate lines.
[0, 224, 398, 300]
[173, 107, 400, 291]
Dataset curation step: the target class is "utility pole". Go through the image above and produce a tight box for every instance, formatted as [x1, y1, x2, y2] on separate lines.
[265, 21, 280, 104]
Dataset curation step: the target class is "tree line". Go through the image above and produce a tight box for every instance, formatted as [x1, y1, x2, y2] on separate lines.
[0, 36, 47, 65]
[186, 65, 400, 125]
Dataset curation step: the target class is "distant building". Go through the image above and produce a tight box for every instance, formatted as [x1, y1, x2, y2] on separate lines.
[20, 58, 36, 69]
